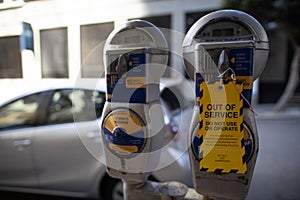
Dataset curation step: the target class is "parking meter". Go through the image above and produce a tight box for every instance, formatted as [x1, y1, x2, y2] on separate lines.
[101, 20, 168, 184]
[183, 10, 269, 199]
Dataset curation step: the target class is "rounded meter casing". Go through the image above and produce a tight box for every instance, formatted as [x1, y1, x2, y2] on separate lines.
[101, 20, 168, 183]
[183, 10, 269, 199]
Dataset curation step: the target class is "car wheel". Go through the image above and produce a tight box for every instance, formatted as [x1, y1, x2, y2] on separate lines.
[100, 175, 123, 200]
[111, 180, 123, 200]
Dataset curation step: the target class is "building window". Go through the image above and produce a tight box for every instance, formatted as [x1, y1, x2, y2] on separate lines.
[134, 15, 172, 76]
[40, 27, 68, 78]
[80, 22, 114, 78]
[0, 36, 22, 78]
[185, 11, 214, 33]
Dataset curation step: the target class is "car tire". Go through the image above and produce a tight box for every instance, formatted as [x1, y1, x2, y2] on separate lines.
[100, 175, 123, 200]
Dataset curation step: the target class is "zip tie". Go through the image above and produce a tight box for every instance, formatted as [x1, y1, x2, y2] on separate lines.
[218, 67, 257, 115]
[217, 67, 235, 79]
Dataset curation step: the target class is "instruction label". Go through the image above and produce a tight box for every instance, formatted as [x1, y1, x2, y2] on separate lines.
[198, 81, 246, 174]
[229, 48, 254, 107]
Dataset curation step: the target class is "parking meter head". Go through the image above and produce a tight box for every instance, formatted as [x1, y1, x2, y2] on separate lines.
[104, 20, 168, 78]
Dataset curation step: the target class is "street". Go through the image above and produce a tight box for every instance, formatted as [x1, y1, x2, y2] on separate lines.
[1, 112, 300, 200]
[247, 117, 300, 200]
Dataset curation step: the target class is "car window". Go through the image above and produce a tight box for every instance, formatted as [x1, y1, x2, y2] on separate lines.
[0, 93, 41, 130]
[46, 89, 105, 124]
[160, 87, 183, 115]
[160, 86, 193, 114]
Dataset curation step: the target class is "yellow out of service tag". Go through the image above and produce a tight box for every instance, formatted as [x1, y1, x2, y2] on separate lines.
[198, 81, 246, 174]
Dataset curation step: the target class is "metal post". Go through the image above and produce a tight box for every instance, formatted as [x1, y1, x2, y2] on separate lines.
[123, 180, 208, 200]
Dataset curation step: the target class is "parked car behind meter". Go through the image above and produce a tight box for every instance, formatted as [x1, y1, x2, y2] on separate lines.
[0, 79, 193, 200]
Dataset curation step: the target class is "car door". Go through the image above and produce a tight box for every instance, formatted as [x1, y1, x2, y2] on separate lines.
[33, 88, 106, 193]
[0, 92, 43, 187]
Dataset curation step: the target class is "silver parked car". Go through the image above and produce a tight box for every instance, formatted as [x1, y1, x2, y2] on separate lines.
[0, 80, 193, 200]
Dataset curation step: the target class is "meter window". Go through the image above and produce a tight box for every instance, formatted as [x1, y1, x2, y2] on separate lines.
[40, 28, 69, 78]
[212, 28, 234, 37]
[80, 22, 114, 78]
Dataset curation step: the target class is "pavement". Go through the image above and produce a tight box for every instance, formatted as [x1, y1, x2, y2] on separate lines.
[246, 103, 300, 200]
[253, 103, 300, 120]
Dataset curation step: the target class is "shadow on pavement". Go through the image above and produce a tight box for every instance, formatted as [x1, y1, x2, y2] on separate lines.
[0, 191, 93, 200]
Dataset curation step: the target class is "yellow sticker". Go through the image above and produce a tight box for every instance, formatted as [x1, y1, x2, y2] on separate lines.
[108, 143, 138, 154]
[198, 81, 246, 174]
[104, 111, 143, 134]
[126, 77, 146, 88]
[236, 76, 253, 90]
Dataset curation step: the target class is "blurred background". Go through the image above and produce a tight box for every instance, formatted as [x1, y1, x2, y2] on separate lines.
[0, 0, 299, 110]
[0, 0, 300, 200]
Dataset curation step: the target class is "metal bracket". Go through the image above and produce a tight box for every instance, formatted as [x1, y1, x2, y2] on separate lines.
[123, 180, 207, 200]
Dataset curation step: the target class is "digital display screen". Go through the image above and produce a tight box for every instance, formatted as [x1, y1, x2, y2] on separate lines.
[212, 28, 234, 37]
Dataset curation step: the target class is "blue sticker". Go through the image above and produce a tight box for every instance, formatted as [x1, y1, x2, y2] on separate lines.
[229, 48, 253, 76]
[106, 53, 147, 103]
[103, 126, 145, 157]
[229, 48, 254, 108]
[195, 73, 204, 105]
[192, 134, 202, 160]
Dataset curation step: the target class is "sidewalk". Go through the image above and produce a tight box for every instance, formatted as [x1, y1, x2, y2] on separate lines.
[253, 103, 300, 120]
[246, 109, 300, 200]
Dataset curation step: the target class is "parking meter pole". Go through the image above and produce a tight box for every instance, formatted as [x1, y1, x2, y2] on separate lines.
[123, 180, 207, 200]
[123, 181, 159, 200]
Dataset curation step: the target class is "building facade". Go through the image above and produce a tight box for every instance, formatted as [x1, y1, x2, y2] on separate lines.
[1, 0, 293, 104]
[0, 0, 222, 102]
